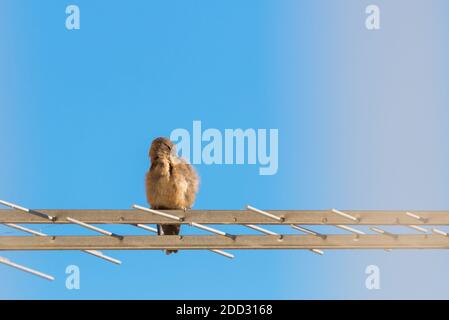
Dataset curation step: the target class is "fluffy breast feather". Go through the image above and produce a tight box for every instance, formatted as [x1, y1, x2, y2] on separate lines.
[146, 156, 199, 210]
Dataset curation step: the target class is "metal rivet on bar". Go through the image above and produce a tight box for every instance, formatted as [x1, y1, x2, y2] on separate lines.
[67, 217, 123, 240]
[331, 209, 359, 222]
[5, 223, 122, 265]
[0, 256, 54, 281]
[133, 204, 183, 222]
[246, 205, 284, 222]
[0, 200, 55, 221]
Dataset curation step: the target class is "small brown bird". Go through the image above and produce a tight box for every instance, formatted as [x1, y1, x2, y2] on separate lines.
[145, 137, 199, 255]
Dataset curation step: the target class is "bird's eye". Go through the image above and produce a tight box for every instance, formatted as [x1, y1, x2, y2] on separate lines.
[163, 142, 172, 151]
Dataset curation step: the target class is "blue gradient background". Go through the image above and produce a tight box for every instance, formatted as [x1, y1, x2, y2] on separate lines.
[1, 0, 448, 299]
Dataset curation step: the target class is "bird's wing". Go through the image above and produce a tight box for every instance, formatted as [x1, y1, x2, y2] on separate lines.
[171, 158, 199, 209]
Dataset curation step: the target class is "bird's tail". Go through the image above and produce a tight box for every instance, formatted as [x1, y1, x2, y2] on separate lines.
[158, 224, 181, 255]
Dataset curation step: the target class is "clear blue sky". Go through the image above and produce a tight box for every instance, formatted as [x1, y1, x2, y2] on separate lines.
[1, 0, 449, 299]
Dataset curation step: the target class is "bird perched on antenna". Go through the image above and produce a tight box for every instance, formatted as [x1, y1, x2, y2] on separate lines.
[146, 137, 199, 255]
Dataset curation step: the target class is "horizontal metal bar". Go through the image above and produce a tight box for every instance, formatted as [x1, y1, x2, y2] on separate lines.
[369, 227, 395, 252]
[133, 205, 183, 222]
[4, 223, 122, 265]
[1, 234, 449, 250]
[406, 211, 427, 222]
[134, 222, 234, 258]
[290, 225, 324, 254]
[246, 205, 284, 222]
[67, 217, 123, 240]
[332, 209, 359, 222]
[3, 210, 449, 225]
